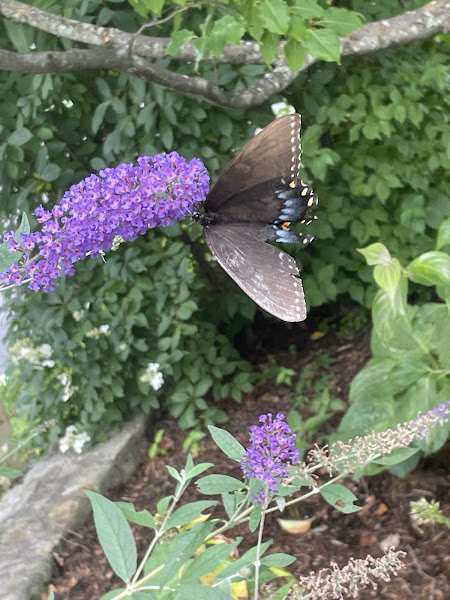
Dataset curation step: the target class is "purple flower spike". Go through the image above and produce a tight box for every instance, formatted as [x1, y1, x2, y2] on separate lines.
[1, 152, 210, 292]
[241, 412, 300, 502]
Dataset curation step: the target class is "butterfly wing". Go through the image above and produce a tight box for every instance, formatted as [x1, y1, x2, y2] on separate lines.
[205, 113, 303, 218]
[204, 223, 307, 322]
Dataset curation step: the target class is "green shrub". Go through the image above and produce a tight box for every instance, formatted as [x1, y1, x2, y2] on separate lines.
[333, 218, 450, 475]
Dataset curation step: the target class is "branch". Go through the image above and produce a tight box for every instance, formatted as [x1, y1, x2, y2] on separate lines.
[0, 0, 449, 108]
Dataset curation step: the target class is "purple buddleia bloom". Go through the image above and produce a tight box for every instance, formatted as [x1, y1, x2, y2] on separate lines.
[241, 413, 300, 502]
[0, 153, 209, 292]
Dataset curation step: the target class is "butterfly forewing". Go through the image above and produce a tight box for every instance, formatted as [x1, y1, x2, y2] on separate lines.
[204, 224, 307, 322]
[205, 114, 302, 212]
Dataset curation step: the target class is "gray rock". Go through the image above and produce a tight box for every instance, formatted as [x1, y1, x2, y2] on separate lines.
[0, 414, 148, 600]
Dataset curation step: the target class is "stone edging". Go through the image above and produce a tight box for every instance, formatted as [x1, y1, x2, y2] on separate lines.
[0, 414, 148, 600]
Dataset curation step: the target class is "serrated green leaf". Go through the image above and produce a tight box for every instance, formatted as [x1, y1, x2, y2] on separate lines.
[291, 0, 323, 20]
[86, 491, 137, 582]
[258, 0, 290, 34]
[147, 0, 165, 16]
[319, 7, 363, 36]
[208, 425, 245, 461]
[305, 28, 340, 62]
[320, 484, 361, 514]
[165, 29, 196, 55]
[284, 38, 307, 71]
[260, 31, 280, 64]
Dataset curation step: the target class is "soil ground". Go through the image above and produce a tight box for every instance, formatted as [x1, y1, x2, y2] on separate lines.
[48, 319, 449, 600]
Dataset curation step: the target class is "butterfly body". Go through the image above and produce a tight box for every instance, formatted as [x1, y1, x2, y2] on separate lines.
[196, 114, 318, 322]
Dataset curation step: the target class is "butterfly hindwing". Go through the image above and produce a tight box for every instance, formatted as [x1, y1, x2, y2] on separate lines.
[204, 223, 307, 322]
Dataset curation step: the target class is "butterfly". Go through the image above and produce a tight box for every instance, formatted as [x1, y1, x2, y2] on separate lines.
[196, 113, 318, 322]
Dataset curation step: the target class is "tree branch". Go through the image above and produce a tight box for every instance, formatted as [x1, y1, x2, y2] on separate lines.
[0, 0, 449, 108]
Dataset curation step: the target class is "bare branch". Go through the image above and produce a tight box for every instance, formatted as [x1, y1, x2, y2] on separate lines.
[0, 0, 449, 108]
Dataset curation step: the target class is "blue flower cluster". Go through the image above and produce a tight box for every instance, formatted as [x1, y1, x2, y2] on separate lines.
[1, 152, 209, 292]
[241, 413, 300, 500]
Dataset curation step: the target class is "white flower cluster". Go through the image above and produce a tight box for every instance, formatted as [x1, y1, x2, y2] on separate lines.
[9, 338, 55, 368]
[139, 362, 164, 391]
[57, 371, 78, 402]
[85, 324, 110, 339]
[59, 425, 91, 454]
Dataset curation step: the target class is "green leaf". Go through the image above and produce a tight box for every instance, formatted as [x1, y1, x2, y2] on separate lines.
[92, 101, 110, 135]
[437, 218, 450, 250]
[260, 31, 280, 64]
[373, 258, 402, 297]
[212, 15, 245, 47]
[249, 504, 263, 532]
[284, 39, 307, 71]
[185, 462, 215, 480]
[166, 500, 217, 529]
[305, 28, 340, 62]
[217, 541, 272, 582]
[41, 163, 61, 182]
[319, 7, 363, 36]
[0, 466, 23, 478]
[180, 538, 240, 583]
[208, 425, 245, 461]
[146, 0, 164, 16]
[177, 299, 197, 320]
[0, 242, 22, 272]
[8, 127, 32, 146]
[196, 474, 244, 494]
[291, 0, 323, 20]
[261, 553, 296, 567]
[173, 584, 232, 600]
[372, 447, 420, 466]
[115, 502, 156, 529]
[258, 0, 290, 34]
[14, 212, 30, 243]
[408, 251, 450, 287]
[320, 484, 361, 514]
[357, 243, 391, 266]
[86, 491, 137, 582]
[159, 522, 214, 586]
[166, 30, 196, 55]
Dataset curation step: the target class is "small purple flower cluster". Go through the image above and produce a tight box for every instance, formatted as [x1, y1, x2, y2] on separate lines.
[1, 153, 209, 292]
[241, 413, 300, 500]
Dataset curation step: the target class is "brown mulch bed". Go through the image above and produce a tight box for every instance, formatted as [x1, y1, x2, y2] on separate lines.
[48, 325, 450, 600]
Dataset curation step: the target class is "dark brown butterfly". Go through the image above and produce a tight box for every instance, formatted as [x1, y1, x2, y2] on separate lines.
[197, 113, 318, 322]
